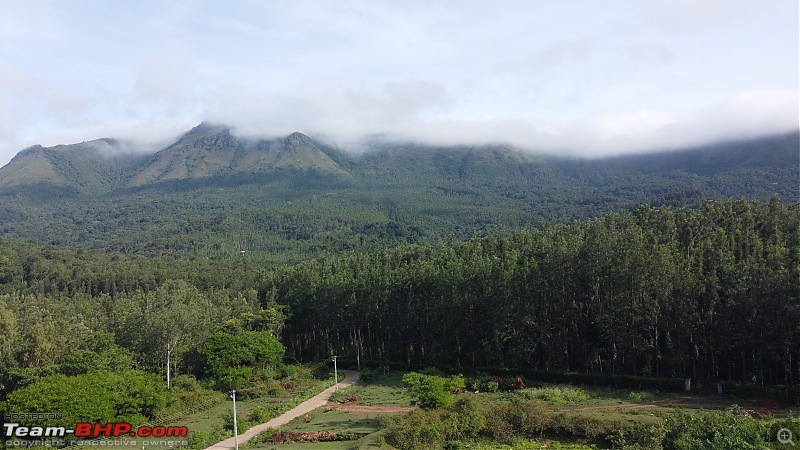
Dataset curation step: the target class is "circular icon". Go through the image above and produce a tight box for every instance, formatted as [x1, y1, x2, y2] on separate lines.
[778, 428, 795, 446]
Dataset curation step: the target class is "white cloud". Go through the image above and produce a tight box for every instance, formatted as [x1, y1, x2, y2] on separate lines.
[0, 0, 796, 165]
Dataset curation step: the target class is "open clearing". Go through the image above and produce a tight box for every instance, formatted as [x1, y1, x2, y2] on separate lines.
[242, 370, 795, 449]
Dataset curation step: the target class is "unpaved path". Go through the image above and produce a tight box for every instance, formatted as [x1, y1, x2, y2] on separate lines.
[204, 370, 360, 450]
[323, 402, 415, 413]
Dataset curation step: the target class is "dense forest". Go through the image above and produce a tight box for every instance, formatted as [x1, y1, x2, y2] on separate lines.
[0, 198, 797, 402]
[0, 130, 796, 265]
[266, 197, 800, 385]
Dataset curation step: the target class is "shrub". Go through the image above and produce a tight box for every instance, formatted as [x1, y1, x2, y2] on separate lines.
[609, 421, 667, 450]
[480, 402, 517, 443]
[242, 377, 284, 397]
[385, 409, 446, 450]
[664, 409, 770, 449]
[515, 386, 590, 404]
[508, 399, 551, 436]
[420, 366, 445, 377]
[448, 396, 486, 439]
[549, 412, 620, 439]
[359, 368, 380, 384]
[186, 429, 229, 450]
[377, 414, 395, 429]
[216, 366, 254, 392]
[199, 330, 285, 380]
[159, 375, 226, 419]
[627, 390, 657, 402]
[248, 406, 271, 423]
[402, 372, 464, 409]
[329, 389, 355, 403]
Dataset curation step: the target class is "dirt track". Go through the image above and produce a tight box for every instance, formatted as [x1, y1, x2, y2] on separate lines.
[324, 402, 415, 413]
[204, 370, 361, 450]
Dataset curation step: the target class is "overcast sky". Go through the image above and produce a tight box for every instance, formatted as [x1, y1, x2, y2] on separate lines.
[0, 0, 797, 165]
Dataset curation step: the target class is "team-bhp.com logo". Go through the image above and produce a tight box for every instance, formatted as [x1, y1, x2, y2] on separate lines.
[4, 422, 188, 438]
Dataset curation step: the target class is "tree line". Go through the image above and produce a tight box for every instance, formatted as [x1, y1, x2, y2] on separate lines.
[265, 197, 799, 385]
[0, 197, 796, 401]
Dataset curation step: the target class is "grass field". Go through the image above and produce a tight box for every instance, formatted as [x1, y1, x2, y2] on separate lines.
[247, 409, 394, 449]
[242, 371, 797, 450]
[72, 376, 337, 450]
[68, 370, 790, 450]
[340, 372, 412, 408]
[246, 372, 410, 449]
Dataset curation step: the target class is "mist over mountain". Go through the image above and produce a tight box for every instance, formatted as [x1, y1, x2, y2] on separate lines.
[0, 124, 796, 263]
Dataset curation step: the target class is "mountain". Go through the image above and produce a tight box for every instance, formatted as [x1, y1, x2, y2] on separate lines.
[0, 125, 796, 264]
[0, 139, 143, 194]
[129, 123, 346, 186]
[0, 124, 347, 193]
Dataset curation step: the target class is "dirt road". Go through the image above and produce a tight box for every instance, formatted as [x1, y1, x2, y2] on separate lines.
[204, 370, 360, 450]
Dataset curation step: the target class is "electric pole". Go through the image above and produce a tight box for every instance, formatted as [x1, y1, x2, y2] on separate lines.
[231, 390, 239, 450]
[166, 335, 179, 390]
[166, 345, 171, 390]
[332, 356, 339, 392]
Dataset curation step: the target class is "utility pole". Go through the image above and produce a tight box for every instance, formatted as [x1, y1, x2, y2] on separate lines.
[166, 345, 171, 390]
[166, 336, 179, 390]
[332, 356, 339, 392]
[231, 390, 239, 450]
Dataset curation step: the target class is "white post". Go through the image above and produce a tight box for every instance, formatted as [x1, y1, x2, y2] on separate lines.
[333, 356, 339, 392]
[231, 390, 239, 450]
[166, 347, 171, 390]
[166, 336, 179, 390]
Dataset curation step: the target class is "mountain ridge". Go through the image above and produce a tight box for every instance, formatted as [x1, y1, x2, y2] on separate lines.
[0, 125, 796, 263]
[0, 125, 796, 200]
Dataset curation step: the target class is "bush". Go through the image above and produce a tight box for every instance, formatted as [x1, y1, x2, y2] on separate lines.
[627, 390, 657, 402]
[664, 409, 769, 449]
[515, 386, 590, 404]
[248, 406, 271, 423]
[186, 429, 229, 450]
[474, 366, 684, 392]
[508, 399, 551, 436]
[480, 402, 517, 443]
[421, 366, 445, 377]
[241, 377, 284, 397]
[329, 387, 362, 404]
[216, 366, 254, 392]
[385, 409, 446, 450]
[448, 397, 486, 439]
[359, 368, 380, 384]
[549, 413, 621, 440]
[610, 421, 667, 450]
[200, 330, 285, 380]
[282, 364, 313, 382]
[4, 371, 168, 428]
[377, 414, 395, 429]
[402, 372, 464, 409]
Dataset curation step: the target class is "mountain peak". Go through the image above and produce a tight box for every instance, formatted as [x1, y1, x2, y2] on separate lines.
[182, 122, 231, 139]
[287, 131, 309, 139]
[126, 126, 345, 185]
[17, 144, 45, 157]
[284, 131, 316, 147]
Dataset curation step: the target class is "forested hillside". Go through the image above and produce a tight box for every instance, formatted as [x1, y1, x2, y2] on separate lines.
[0, 198, 797, 397]
[0, 129, 796, 264]
[266, 197, 800, 385]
